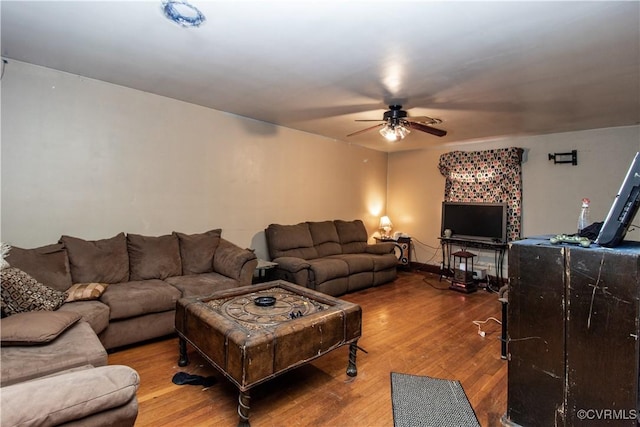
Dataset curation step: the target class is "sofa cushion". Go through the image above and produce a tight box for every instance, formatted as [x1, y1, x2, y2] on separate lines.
[329, 253, 375, 274]
[98, 310, 175, 351]
[307, 258, 349, 284]
[166, 272, 241, 298]
[366, 242, 396, 255]
[266, 223, 319, 260]
[100, 280, 182, 320]
[335, 219, 368, 253]
[371, 253, 399, 271]
[308, 221, 342, 257]
[0, 310, 81, 346]
[127, 233, 182, 280]
[347, 271, 374, 292]
[65, 282, 109, 302]
[0, 365, 139, 427]
[58, 300, 110, 335]
[0, 320, 107, 387]
[0, 267, 68, 315]
[174, 229, 221, 275]
[6, 243, 72, 292]
[60, 233, 129, 284]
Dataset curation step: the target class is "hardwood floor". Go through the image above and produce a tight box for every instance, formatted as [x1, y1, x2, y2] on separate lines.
[108, 271, 507, 427]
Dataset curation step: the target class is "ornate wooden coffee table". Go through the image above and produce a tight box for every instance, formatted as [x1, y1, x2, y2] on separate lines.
[175, 280, 362, 426]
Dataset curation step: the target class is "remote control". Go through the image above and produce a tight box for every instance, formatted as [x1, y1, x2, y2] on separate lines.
[549, 234, 592, 247]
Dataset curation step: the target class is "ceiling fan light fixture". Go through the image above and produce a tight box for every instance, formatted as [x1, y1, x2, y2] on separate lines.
[347, 104, 446, 140]
[379, 123, 410, 142]
[396, 125, 410, 140]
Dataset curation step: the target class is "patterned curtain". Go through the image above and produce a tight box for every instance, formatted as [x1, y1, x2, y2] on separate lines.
[438, 147, 524, 241]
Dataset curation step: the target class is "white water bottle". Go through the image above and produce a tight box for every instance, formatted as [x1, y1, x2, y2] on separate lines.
[578, 198, 591, 234]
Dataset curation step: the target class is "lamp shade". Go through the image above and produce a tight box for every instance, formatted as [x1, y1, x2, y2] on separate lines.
[379, 216, 393, 229]
[379, 216, 393, 238]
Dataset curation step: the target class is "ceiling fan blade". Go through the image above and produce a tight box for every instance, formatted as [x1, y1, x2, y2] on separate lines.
[407, 121, 447, 137]
[355, 119, 385, 122]
[347, 123, 384, 137]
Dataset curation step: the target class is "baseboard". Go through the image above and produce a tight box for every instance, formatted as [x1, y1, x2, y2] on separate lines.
[409, 262, 440, 275]
[409, 262, 508, 287]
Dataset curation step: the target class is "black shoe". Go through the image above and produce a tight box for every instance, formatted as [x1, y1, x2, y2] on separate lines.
[172, 372, 217, 387]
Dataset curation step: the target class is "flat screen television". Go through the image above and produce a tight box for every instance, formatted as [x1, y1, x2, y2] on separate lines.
[595, 152, 640, 247]
[441, 201, 508, 243]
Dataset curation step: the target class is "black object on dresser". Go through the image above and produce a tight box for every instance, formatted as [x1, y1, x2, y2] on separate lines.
[504, 237, 640, 427]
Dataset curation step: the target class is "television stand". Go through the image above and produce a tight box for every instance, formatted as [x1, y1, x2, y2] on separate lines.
[439, 237, 508, 290]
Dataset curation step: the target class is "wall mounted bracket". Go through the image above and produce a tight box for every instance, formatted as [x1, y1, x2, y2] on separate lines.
[548, 150, 577, 166]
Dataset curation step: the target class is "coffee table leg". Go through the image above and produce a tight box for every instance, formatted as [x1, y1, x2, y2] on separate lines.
[178, 337, 189, 367]
[237, 390, 251, 427]
[347, 341, 358, 377]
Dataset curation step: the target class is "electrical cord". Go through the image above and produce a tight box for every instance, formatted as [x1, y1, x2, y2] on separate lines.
[472, 317, 502, 337]
[411, 236, 440, 250]
[410, 238, 452, 290]
[422, 275, 450, 291]
[410, 238, 441, 270]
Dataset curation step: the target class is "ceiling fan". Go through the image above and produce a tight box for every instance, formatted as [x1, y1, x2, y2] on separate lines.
[347, 105, 447, 142]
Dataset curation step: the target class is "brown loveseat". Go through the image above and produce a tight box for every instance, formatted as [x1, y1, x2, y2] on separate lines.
[265, 219, 398, 296]
[0, 229, 257, 426]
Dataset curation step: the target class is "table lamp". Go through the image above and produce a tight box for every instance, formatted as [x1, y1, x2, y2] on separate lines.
[379, 216, 393, 239]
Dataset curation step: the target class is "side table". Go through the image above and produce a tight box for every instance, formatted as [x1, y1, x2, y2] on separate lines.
[253, 259, 278, 283]
[374, 237, 411, 269]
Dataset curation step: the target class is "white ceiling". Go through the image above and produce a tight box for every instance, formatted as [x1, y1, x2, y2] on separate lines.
[2, 1, 639, 152]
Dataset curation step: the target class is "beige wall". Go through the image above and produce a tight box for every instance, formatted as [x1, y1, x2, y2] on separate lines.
[0, 61, 389, 259]
[3, 61, 639, 269]
[388, 125, 640, 273]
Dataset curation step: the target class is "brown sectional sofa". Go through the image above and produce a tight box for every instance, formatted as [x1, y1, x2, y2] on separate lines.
[0, 229, 257, 426]
[4, 229, 257, 350]
[265, 219, 398, 296]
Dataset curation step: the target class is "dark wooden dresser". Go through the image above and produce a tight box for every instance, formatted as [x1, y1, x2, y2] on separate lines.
[504, 237, 640, 426]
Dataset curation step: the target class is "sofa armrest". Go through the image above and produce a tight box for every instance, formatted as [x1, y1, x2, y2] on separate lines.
[1, 365, 140, 427]
[213, 238, 258, 285]
[271, 257, 311, 287]
[365, 242, 395, 254]
[273, 256, 311, 272]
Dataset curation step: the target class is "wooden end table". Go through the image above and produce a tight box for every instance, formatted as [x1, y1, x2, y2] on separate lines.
[253, 259, 278, 283]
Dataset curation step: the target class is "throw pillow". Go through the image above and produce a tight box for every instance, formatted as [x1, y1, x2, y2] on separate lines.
[0, 244, 9, 317]
[65, 282, 109, 302]
[60, 233, 129, 284]
[6, 243, 72, 292]
[1, 242, 11, 270]
[173, 229, 222, 275]
[0, 310, 81, 345]
[0, 267, 68, 315]
[127, 233, 182, 280]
